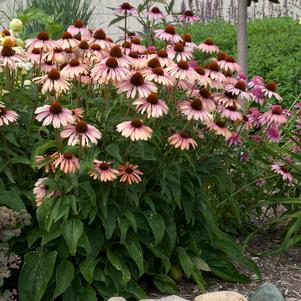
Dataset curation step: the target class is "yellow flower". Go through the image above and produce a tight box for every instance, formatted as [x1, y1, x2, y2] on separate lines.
[9, 19, 23, 32]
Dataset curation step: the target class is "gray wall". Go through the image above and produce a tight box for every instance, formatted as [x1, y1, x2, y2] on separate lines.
[0, 0, 300, 39]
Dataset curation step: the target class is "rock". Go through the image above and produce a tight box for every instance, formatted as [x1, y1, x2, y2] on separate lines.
[141, 295, 189, 301]
[108, 297, 127, 301]
[194, 291, 248, 301]
[250, 284, 284, 301]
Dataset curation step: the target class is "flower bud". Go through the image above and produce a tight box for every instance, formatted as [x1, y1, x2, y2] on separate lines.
[16, 38, 24, 48]
[9, 19, 23, 32]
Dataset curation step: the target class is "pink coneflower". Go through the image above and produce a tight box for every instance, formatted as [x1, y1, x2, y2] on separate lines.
[208, 121, 232, 139]
[167, 42, 193, 61]
[115, 2, 137, 15]
[219, 104, 243, 122]
[168, 131, 197, 150]
[25, 31, 56, 51]
[121, 41, 132, 55]
[89, 29, 111, 50]
[61, 58, 89, 79]
[27, 47, 43, 64]
[117, 119, 152, 141]
[205, 61, 225, 82]
[271, 163, 293, 182]
[35, 101, 74, 128]
[228, 133, 242, 146]
[261, 81, 282, 101]
[178, 10, 200, 23]
[131, 37, 146, 54]
[154, 25, 182, 43]
[214, 91, 240, 107]
[177, 98, 213, 122]
[0, 102, 18, 126]
[182, 34, 198, 50]
[225, 80, 252, 101]
[40, 59, 57, 72]
[71, 108, 84, 121]
[77, 74, 92, 85]
[248, 75, 264, 89]
[54, 153, 80, 174]
[266, 125, 280, 143]
[143, 67, 173, 86]
[249, 134, 263, 143]
[57, 31, 79, 49]
[91, 56, 130, 84]
[43, 47, 66, 64]
[223, 70, 237, 85]
[89, 160, 119, 182]
[118, 162, 143, 184]
[194, 66, 213, 87]
[165, 60, 198, 81]
[148, 7, 165, 20]
[245, 107, 261, 129]
[259, 105, 287, 126]
[251, 86, 266, 105]
[67, 20, 91, 38]
[35, 152, 58, 173]
[150, 49, 174, 67]
[219, 55, 241, 73]
[61, 120, 101, 146]
[116, 72, 157, 98]
[75, 40, 91, 58]
[33, 177, 56, 206]
[101, 45, 131, 67]
[0, 46, 24, 69]
[198, 38, 219, 54]
[89, 44, 104, 60]
[34, 68, 70, 94]
[128, 51, 147, 69]
[133, 93, 169, 118]
[196, 88, 216, 112]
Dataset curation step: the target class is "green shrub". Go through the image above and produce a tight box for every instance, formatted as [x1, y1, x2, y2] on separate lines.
[189, 17, 301, 104]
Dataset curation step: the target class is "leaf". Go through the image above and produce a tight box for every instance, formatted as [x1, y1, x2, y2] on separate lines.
[143, 211, 165, 245]
[107, 249, 131, 285]
[108, 15, 125, 27]
[62, 219, 84, 256]
[19, 250, 57, 301]
[127, 279, 147, 299]
[191, 269, 205, 293]
[124, 232, 144, 276]
[0, 190, 26, 210]
[79, 258, 99, 284]
[105, 144, 123, 162]
[154, 275, 178, 294]
[81, 182, 96, 206]
[53, 260, 74, 298]
[177, 247, 193, 278]
[192, 257, 211, 272]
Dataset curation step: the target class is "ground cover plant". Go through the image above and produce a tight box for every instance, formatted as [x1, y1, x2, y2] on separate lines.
[0, 1, 300, 300]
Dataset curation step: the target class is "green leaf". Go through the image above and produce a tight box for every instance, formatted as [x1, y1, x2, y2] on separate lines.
[127, 279, 147, 299]
[178, 247, 193, 278]
[19, 250, 57, 301]
[124, 232, 144, 276]
[105, 144, 123, 162]
[191, 269, 205, 293]
[154, 275, 178, 294]
[0, 190, 26, 210]
[79, 258, 99, 284]
[81, 182, 96, 206]
[143, 211, 165, 245]
[53, 260, 74, 298]
[107, 249, 131, 285]
[192, 257, 211, 272]
[62, 219, 84, 256]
